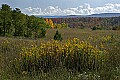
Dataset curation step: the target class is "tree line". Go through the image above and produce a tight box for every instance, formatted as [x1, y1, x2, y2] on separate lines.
[0, 4, 50, 38]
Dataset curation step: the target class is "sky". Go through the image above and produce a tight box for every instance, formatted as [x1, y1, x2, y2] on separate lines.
[0, 0, 120, 15]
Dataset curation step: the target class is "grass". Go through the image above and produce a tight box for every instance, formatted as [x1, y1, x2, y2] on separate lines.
[0, 28, 120, 80]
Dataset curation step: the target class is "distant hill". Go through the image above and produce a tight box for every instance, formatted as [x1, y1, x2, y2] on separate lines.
[87, 13, 120, 17]
[35, 13, 120, 18]
[35, 15, 81, 18]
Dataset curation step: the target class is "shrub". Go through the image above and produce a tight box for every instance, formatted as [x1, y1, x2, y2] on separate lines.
[32, 28, 46, 38]
[92, 26, 104, 30]
[112, 26, 120, 30]
[92, 26, 97, 30]
[54, 30, 62, 41]
[38, 28, 46, 38]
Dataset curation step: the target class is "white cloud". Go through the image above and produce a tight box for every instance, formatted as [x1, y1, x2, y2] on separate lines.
[91, 3, 120, 14]
[63, 9, 76, 15]
[22, 3, 120, 15]
[43, 6, 62, 15]
[22, 7, 43, 15]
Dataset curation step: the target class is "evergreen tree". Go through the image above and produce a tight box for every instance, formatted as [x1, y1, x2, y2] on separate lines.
[0, 4, 12, 36]
[0, 4, 50, 38]
[54, 30, 62, 41]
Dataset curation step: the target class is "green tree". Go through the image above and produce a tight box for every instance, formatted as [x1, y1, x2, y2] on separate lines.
[39, 28, 46, 38]
[0, 4, 49, 38]
[0, 4, 13, 36]
[54, 30, 62, 41]
[12, 8, 24, 36]
[24, 15, 32, 37]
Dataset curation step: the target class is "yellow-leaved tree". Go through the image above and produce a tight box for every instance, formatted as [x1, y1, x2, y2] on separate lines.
[49, 19, 55, 28]
[45, 18, 49, 24]
[45, 18, 55, 28]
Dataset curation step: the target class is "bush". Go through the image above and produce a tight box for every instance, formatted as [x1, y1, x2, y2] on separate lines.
[54, 30, 62, 41]
[92, 26, 97, 30]
[112, 26, 120, 30]
[38, 28, 46, 38]
[32, 28, 46, 38]
[92, 26, 104, 30]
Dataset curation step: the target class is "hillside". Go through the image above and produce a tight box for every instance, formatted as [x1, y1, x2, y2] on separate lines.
[87, 13, 120, 17]
[50, 15, 120, 29]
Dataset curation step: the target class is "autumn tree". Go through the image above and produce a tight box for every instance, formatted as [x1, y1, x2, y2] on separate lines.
[45, 18, 55, 28]
[45, 18, 49, 24]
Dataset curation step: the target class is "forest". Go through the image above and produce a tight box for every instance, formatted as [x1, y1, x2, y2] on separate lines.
[51, 16, 120, 30]
[0, 4, 51, 38]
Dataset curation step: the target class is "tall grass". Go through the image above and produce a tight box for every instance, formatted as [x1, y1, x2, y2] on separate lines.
[0, 29, 120, 80]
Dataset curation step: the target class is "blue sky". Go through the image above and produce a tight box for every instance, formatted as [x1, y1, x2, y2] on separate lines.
[0, 0, 120, 15]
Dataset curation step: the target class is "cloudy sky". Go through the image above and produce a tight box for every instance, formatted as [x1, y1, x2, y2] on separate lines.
[0, 0, 120, 15]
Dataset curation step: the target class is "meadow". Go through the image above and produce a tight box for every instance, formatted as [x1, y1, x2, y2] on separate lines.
[0, 28, 120, 80]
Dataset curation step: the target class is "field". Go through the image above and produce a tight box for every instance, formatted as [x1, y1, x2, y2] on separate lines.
[0, 28, 120, 80]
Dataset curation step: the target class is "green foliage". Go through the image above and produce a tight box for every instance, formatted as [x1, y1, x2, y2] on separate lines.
[0, 4, 49, 38]
[0, 4, 12, 36]
[54, 30, 62, 40]
[39, 28, 46, 38]
[92, 26, 105, 30]
[55, 23, 68, 28]
[92, 26, 97, 30]
[33, 28, 46, 38]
